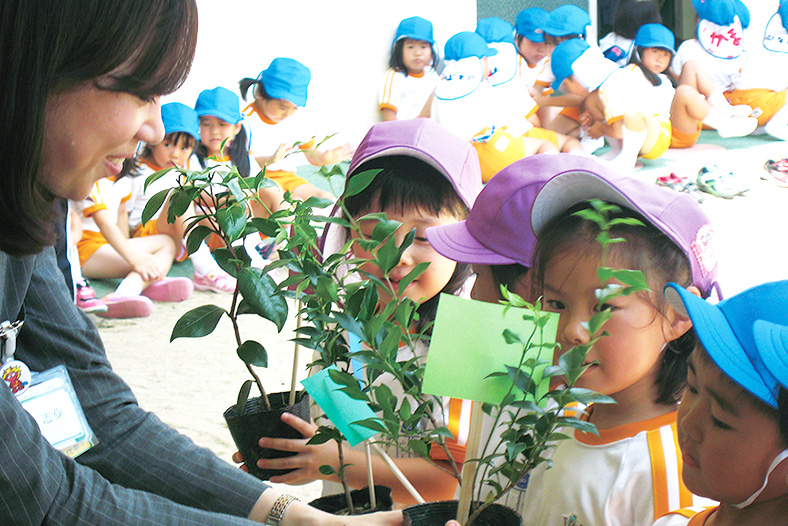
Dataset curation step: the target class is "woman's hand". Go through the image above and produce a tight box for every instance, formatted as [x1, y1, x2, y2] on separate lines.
[254, 413, 341, 484]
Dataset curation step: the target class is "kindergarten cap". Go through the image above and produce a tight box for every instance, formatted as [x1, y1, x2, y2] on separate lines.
[348, 119, 482, 209]
[161, 102, 200, 139]
[551, 39, 618, 92]
[543, 4, 590, 37]
[665, 280, 788, 407]
[754, 319, 788, 398]
[530, 157, 719, 298]
[635, 23, 676, 54]
[194, 87, 243, 125]
[394, 16, 435, 45]
[693, 0, 749, 27]
[256, 58, 311, 107]
[444, 31, 498, 61]
[476, 17, 515, 45]
[515, 8, 549, 43]
[427, 153, 591, 267]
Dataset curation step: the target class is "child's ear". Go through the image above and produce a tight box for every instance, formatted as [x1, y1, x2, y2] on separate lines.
[231, 122, 243, 138]
[665, 285, 701, 340]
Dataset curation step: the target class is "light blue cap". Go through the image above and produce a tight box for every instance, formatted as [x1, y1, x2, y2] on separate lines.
[194, 87, 243, 125]
[665, 280, 788, 408]
[551, 38, 590, 91]
[476, 17, 515, 45]
[693, 0, 749, 27]
[444, 31, 498, 61]
[516, 8, 549, 43]
[754, 319, 788, 400]
[256, 57, 310, 107]
[635, 23, 676, 54]
[394, 16, 435, 45]
[161, 102, 199, 140]
[544, 4, 590, 37]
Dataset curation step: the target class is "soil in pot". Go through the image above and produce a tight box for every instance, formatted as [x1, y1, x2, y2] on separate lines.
[223, 390, 310, 480]
[403, 500, 521, 526]
[308, 485, 393, 515]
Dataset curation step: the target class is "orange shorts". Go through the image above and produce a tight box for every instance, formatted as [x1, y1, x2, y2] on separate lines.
[559, 106, 581, 122]
[132, 220, 159, 238]
[641, 119, 672, 160]
[524, 126, 560, 148]
[473, 128, 529, 182]
[266, 170, 309, 193]
[670, 121, 702, 149]
[76, 230, 107, 266]
[727, 88, 787, 126]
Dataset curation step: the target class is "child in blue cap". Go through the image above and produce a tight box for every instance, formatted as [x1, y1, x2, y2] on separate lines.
[515, 8, 551, 89]
[598, 0, 662, 66]
[379, 16, 440, 121]
[127, 102, 236, 294]
[240, 57, 349, 202]
[430, 31, 557, 181]
[653, 280, 788, 525]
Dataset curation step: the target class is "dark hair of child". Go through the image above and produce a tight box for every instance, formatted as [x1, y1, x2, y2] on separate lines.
[343, 155, 471, 331]
[195, 126, 251, 178]
[491, 264, 532, 299]
[629, 48, 678, 87]
[613, 0, 662, 39]
[534, 201, 696, 406]
[123, 131, 198, 179]
[545, 33, 585, 47]
[696, 345, 788, 447]
[389, 39, 439, 73]
[239, 78, 269, 102]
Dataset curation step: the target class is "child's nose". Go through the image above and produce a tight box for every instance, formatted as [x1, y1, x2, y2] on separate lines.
[560, 313, 591, 347]
[678, 398, 703, 442]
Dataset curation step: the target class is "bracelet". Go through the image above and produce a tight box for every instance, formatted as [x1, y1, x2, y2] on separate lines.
[265, 494, 298, 526]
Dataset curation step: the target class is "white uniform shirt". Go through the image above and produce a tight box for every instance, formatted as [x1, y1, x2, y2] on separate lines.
[81, 176, 133, 233]
[597, 65, 657, 123]
[599, 32, 635, 66]
[379, 67, 439, 120]
[245, 108, 311, 173]
[673, 39, 745, 92]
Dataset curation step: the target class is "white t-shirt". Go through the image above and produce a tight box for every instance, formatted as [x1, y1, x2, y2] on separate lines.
[519, 55, 551, 89]
[597, 65, 658, 123]
[245, 109, 313, 173]
[378, 67, 439, 120]
[673, 38, 745, 92]
[127, 161, 185, 231]
[500, 410, 715, 526]
[599, 32, 635, 66]
[81, 176, 133, 234]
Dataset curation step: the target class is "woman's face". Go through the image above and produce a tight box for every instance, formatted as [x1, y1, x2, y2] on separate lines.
[41, 83, 163, 200]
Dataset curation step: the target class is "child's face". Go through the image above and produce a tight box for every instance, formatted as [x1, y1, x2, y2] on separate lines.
[678, 349, 787, 504]
[198, 115, 242, 156]
[560, 75, 589, 97]
[543, 249, 677, 401]
[640, 47, 672, 75]
[517, 36, 550, 65]
[351, 205, 459, 306]
[149, 134, 195, 169]
[401, 38, 433, 75]
[254, 96, 298, 124]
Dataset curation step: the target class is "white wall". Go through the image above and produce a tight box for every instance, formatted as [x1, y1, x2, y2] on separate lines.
[166, 0, 476, 146]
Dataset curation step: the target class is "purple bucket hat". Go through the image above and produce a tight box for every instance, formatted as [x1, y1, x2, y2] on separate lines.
[427, 153, 586, 267]
[348, 118, 482, 209]
[530, 158, 719, 298]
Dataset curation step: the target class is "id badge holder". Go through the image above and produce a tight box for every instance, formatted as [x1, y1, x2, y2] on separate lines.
[1, 318, 98, 458]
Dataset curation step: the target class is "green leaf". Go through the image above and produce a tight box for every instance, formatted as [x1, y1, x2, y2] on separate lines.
[374, 235, 399, 275]
[165, 188, 195, 224]
[141, 187, 172, 226]
[215, 205, 247, 242]
[408, 439, 429, 459]
[227, 178, 246, 202]
[250, 217, 280, 238]
[398, 262, 429, 296]
[170, 305, 227, 341]
[237, 340, 268, 368]
[185, 225, 214, 256]
[352, 418, 388, 434]
[371, 219, 401, 242]
[318, 465, 337, 476]
[343, 169, 381, 198]
[213, 248, 247, 277]
[237, 267, 288, 331]
[235, 380, 253, 415]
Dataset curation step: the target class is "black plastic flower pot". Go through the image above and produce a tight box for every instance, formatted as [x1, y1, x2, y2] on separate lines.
[223, 390, 310, 481]
[308, 485, 393, 515]
[403, 500, 521, 526]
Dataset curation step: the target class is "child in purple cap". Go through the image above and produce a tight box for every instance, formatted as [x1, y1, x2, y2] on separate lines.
[254, 119, 483, 505]
[430, 154, 719, 525]
[239, 58, 348, 201]
[379, 16, 440, 121]
[654, 280, 788, 525]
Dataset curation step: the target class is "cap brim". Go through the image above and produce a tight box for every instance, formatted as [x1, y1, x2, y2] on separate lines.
[665, 283, 777, 406]
[426, 221, 518, 265]
[754, 319, 788, 395]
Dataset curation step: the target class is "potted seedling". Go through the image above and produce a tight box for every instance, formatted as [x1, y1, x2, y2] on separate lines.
[140, 154, 319, 480]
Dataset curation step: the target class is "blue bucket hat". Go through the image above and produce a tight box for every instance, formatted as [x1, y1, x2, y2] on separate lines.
[693, 0, 748, 27]
[195, 87, 243, 125]
[161, 102, 200, 140]
[754, 319, 788, 398]
[444, 31, 498, 61]
[394, 16, 435, 45]
[256, 57, 310, 108]
[665, 280, 788, 408]
[516, 8, 549, 43]
[551, 39, 618, 92]
[635, 23, 676, 54]
[476, 17, 515, 45]
[544, 4, 590, 37]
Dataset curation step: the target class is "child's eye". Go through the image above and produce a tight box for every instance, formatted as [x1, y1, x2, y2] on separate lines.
[414, 236, 429, 243]
[711, 415, 733, 430]
[594, 303, 616, 313]
[545, 299, 565, 311]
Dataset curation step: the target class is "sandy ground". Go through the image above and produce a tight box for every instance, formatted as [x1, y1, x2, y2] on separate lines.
[94, 141, 788, 503]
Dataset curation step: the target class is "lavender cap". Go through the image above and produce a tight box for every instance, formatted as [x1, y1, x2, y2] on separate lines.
[427, 153, 581, 267]
[530, 157, 719, 298]
[348, 119, 482, 209]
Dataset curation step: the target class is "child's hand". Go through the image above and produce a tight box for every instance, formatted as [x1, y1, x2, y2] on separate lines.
[587, 121, 606, 139]
[579, 110, 593, 130]
[254, 412, 339, 484]
[271, 143, 293, 164]
[318, 143, 354, 165]
[130, 253, 167, 281]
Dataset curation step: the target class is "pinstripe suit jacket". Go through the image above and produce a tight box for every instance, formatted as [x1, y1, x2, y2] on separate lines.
[0, 247, 268, 525]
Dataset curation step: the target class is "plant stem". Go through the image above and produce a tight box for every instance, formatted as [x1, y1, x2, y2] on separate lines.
[337, 441, 356, 515]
